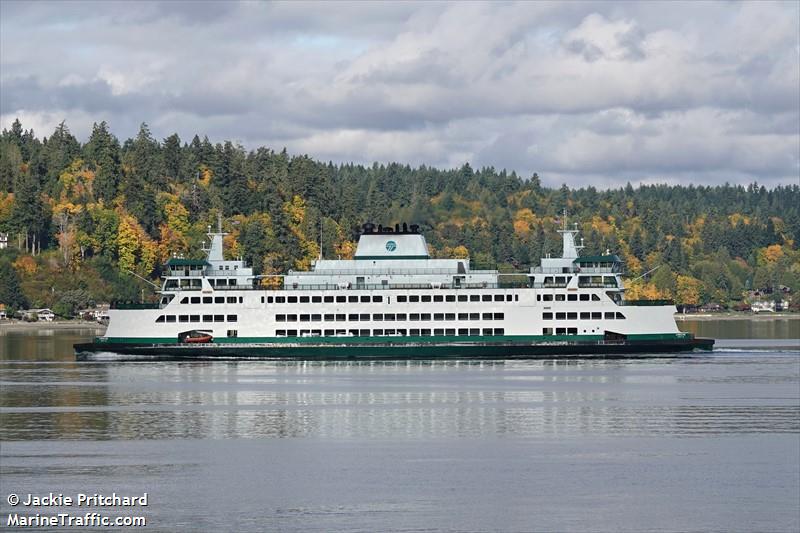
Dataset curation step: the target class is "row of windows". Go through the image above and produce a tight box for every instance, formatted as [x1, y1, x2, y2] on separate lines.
[276, 312, 505, 323]
[156, 314, 238, 323]
[396, 294, 518, 303]
[541, 275, 617, 285]
[543, 327, 579, 335]
[178, 293, 604, 305]
[542, 311, 625, 320]
[260, 293, 520, 304]
[181, 296, 243, 304]
[537, 293, 601, 302]
[275, 328, 505, 337]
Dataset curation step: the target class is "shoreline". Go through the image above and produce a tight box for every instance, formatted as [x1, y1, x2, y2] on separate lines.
[0, 320, 107, 333]
[674, 313, 799, 321]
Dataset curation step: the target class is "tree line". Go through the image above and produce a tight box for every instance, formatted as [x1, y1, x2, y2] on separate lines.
[0, 118, 798, 316]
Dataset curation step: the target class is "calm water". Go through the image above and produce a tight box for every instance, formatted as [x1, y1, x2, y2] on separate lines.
[1, 321, 798, 532]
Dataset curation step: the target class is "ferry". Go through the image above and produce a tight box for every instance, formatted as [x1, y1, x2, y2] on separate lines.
[74, 218, 713, 359]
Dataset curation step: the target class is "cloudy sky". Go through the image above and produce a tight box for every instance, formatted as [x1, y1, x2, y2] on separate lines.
[1, 1, 798, 188]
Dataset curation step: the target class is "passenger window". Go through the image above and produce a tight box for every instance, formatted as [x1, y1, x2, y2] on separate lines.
[433, 295, 443, 302]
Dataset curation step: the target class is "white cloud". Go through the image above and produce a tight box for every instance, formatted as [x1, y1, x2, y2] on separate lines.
[1, 0, 797, 187]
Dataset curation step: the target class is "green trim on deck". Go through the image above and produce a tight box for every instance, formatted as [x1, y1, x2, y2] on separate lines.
[166, 258, 210, 267]
[573, 255, 621, 264]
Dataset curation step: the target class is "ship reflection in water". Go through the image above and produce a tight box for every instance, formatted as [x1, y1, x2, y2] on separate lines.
[2, 357, 798, 441]
[1, 330, 798, 532]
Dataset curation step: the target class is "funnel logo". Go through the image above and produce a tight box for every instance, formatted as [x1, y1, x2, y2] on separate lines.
[385, 240, 397, 252]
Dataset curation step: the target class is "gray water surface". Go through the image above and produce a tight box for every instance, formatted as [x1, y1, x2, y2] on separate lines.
[0, 324, 798, 532]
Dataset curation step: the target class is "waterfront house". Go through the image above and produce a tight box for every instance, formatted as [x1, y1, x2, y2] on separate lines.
[22, 308, 56, 321]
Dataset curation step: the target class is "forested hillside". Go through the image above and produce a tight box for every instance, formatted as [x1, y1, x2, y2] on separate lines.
[1, 119, 798, 316]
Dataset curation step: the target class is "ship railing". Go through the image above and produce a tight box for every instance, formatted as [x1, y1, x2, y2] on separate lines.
[289, 267, 499, 276]
[529, 266, 621, 274]
[111, 302, 161, 310]
[205, 281, 532, 291]
[162, 271, 202, 278]
[161, 270, 252, 278]
[577, 282, 620, 288]
[619, 299, 675, 306]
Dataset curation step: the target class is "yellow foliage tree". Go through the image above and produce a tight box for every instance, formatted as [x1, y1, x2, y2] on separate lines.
[513, 208, 538, 238]
[761, 244, 784, 264]
[675, 275, 702, 306]
[334, 240, 356, 260]
[625, 279, 669, 300]
[451, 245, 469, 259]
[157, 193, 191, 260]
[12, 255, 37, 276]
[117, 214, 157, 276]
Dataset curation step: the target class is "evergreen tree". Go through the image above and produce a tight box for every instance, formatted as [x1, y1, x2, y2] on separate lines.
[84, 121, 121, 202]
[0, 258, 29, 311]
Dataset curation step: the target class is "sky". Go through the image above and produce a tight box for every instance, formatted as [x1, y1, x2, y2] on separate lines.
[1, 0, 798, 188]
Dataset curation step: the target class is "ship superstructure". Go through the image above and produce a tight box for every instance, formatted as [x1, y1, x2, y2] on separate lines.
[78, 218, 712, 358]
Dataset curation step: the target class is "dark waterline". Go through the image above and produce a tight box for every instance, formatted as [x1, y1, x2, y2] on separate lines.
[1, 322, 798, 532]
